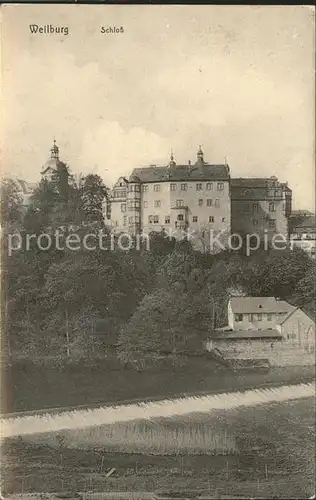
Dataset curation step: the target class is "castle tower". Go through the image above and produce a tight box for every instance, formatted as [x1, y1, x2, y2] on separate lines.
[127, 173, 141, 236]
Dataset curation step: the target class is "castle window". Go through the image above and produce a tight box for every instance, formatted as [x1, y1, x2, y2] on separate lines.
[209, 216, 214, 223]
[192, 216, 198, 222]
[198, 199, 203, 206]
[177, 214, 184, 221]
[154, 200, 161, 208]
[207, 199, 213, 207]
[128, 200, 140, 210]
[153, 215, 159, 224]
[257, 313, 262, 321]
[253, 203, 258, 212]
[154, 184, 160, 192]
[221, 217, 225, 222]
[269, 202, 276, 212]
[253, 219, 258, 227]
[181, 183, 187, 191]
[123, 216, 127, 225]
[148, 215, 154, 224]
[143, 201, 148, 208]
[267, 314, 272, 321]
[165, 216, 170, 224]
[215, 199, 220, 208]
[142, 184, 149, 192]
[206, 183, 213, 190]
[176, 199, 184, 207]
[170, 184, 177, 191]
[121, 203, 126, 213]
[135, 215, 140, 223]
[234, 314, 243, 322]
[269, 219, 276, 229]
[196, 183, 203, 191]
[129, 184, 140, 192]
[128, 216, 134, 224]
[217, 182, 224, 191]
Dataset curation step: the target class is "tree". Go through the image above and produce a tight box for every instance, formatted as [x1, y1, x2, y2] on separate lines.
[0, 178, 23, 229]
[80, 174, 109, 224]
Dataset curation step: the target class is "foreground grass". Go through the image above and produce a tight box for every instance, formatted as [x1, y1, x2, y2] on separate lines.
[1, 397, 315, 498]
[2, 360, 315, 413]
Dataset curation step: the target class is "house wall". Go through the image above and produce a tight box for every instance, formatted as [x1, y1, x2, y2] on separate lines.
[230, 311, 288, 331]
[278, 309, 315, 346]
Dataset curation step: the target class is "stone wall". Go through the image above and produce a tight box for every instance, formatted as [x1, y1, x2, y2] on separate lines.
[206, 339, 315, 366]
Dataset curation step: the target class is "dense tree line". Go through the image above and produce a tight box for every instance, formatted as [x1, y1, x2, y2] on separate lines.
[1, 166, 315, 366]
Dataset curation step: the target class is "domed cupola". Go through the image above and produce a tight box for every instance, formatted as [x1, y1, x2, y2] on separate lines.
[50, 139, 59, 160]
[169, 149, 176, 167]
[196, 145, 204, 165]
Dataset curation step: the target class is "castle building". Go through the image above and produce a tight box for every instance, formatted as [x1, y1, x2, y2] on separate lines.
[110, 147, 231, 251]
[231, 177, 292, 241]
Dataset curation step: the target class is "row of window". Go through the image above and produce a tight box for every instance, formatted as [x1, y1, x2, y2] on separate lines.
[141, 182, 225, 192]
[123, 215, 141, 225]
[234, 313, 274, 322]
[146, 215, 222, 224]
[243, 202, 277, 213]
[252, 219, 276, 229]
[121, 199, 223, 212]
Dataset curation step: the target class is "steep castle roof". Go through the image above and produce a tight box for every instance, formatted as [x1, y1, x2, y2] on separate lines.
[130, 163, 230, 183]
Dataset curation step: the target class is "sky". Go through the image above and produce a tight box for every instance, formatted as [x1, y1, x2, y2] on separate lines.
[1, 5, 315, 209]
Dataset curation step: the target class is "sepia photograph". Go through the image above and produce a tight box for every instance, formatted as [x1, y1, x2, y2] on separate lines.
[0, 4, 315, 499]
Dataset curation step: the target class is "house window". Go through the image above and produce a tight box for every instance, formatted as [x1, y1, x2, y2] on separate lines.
[267, 314, 272, 321]
[129, 184, 140, 192]
[235, 314, 243, 322]
[198, 199, 203, 206]
[222, 217, 225, 222]
[196, 183, 203, 191]
[176, 199, 184, 207]
[154, 184, 160, 192]
[253, 203, 258, 212]
[153, 215, 159, 223]
[128, 216, 134, 224]
[209, 216, 214, 223]
[181, 183, 187, 191]
[257, 313, 262, 321]
[121, 203, 126, 213]
[143, 201, 148, 208]
[215, 199, 220, 208]
[165, 216, 170, 224]
[142, 184, 149, 192]
[269, 202, 276, 212]
[206, 183, 213, 190]
[269, 219, 276, 229]
[192, 216, 198, 222]
[248, 314, 254, 322]
[148, 215, 154, 224]
[170, 184, 177, 191]
[154, 200, 161, 208]
[217, 182, 224, 191]
[177, 214, 184, 221]
[135, 215, 140, 223]
[207, 199, 213, 207]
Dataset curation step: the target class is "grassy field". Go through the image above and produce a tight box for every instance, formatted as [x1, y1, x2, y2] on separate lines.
[1, 359, 315, 413]
[1, 397, 315, 498]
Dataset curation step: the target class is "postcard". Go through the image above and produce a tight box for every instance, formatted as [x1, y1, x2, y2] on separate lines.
[0, 4, 315, 499]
